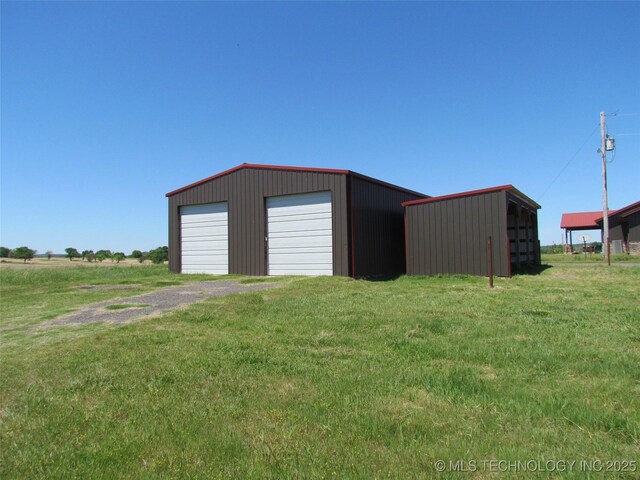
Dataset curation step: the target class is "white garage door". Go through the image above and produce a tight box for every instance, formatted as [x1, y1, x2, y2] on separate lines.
[267, 191, 333, 276]
[180, 202, 228, 274]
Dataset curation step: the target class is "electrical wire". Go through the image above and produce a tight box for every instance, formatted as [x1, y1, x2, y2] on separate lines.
[537, 123, 600, 200]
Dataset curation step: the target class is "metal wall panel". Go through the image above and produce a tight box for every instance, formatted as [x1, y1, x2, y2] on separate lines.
[627, 211, 640, 242]
[351, 177, 424, 277]
[168, 168, 349, 275]
[405, 191, 511, 277]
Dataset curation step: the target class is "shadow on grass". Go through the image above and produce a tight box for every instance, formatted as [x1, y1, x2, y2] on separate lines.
[512, 264, 553, 276]
[357, 264, 553, 282]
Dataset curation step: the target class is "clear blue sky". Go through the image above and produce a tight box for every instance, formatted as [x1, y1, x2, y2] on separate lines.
[2, 2, 639, 253]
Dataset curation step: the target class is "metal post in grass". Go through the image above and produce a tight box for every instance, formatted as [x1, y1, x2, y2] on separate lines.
[487, 236, 494, 288]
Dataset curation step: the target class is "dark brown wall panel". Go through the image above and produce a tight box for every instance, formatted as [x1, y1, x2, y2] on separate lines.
[406, 191, 511, 277]
[627, 211, 640, 242]
[609, 216, 623, 242]
[168, 168, 349, 276]
[351, 177, 423, 277]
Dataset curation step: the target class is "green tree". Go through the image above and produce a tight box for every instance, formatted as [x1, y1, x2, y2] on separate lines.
[147, 246, 169, 264]
[65, 248, 81, 261]
[0, 247, 11, 258]
[85, 251, 96, 263]
[138, 252, 148, 264]
[112, 252, 126, 263]
[95, 250, 111, 262]
[130, 250, 143, 259]
[12, 246, 36, 263]
[45, 250, 54, 260]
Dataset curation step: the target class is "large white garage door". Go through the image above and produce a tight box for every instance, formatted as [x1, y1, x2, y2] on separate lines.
[180, 202, 228, 274]
[267, 191, 333, 276]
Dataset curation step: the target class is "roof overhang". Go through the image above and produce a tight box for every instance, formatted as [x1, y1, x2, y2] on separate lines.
[595, 200, 640, 224]
[561, 211, 610, 230]
[402, 185, 540, 209]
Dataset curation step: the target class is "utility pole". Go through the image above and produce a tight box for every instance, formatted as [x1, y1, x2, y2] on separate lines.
[600, 112, 610, 266]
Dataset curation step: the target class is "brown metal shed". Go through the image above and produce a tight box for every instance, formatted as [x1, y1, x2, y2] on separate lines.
[166, 163, 426, 277]
[597, 200, 640, 254]
[403, 185, 541, 277]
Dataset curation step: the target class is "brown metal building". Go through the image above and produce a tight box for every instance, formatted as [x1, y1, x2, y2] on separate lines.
[166, 163, 426, 277]
[403, 185, 541, 277]
[597, 200, 640, 255]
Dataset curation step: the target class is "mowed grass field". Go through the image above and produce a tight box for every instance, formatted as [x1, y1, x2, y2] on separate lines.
[542, 253, 640, 264]
[1, 263, 639, 478]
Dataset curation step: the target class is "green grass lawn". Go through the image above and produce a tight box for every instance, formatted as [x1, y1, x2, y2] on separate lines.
[0, 265, 235, 336]
[1, 265, 639, 478]
[542, 253, 640, 264]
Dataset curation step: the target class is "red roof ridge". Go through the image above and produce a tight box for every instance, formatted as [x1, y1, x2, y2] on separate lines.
[166, 163, 428, 198]
[402, 185, 540, 208]
[166, 163, 350, 197]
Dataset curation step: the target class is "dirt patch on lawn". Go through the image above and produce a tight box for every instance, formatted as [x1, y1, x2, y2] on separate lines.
[38, 279, 281, 329]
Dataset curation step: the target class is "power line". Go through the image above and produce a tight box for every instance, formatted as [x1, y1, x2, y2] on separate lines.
[538, 123, 600, 200]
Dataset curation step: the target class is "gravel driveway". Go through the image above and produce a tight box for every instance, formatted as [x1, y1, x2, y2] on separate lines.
[43, 279, 280, 327]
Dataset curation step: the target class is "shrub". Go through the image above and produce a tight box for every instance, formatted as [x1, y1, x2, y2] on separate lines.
[147, 246, 169, 264]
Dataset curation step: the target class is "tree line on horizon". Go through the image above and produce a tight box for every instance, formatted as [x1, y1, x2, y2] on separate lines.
[0, 246, 169, 264]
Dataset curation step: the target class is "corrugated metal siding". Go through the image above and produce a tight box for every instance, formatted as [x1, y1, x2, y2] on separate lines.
[351, 177, 424, 277]
[405, 191, 510, 277]
[168, 168, 349, 275]
[627, 211, 640, 242]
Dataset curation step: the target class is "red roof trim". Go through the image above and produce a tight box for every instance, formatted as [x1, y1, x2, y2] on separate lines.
[166, 163, 350, 197]
[349, 172, 428, 198]
[402, 185, 540, 209]
[166, 163, 428, 198]
[596, 200, 640, 222]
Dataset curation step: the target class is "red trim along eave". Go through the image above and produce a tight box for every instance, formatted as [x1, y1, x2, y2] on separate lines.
[349, 172, 428, 199]
[402, 185, 541, 209]
[595, 201, 640, 223]
[166, 163, 351, 197]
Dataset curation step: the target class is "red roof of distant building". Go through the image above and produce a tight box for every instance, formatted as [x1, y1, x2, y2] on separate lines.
[560, 211, 613, 229]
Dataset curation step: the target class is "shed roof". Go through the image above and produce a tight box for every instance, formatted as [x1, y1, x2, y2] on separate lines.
[596, 200, 640, 222]
[402, 185, 540, 209]
[560, 211, 608, 230]
[166, 163, 427, 198]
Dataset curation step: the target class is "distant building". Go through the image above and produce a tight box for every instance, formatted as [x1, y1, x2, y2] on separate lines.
[596, 201, 640, 255]
[560, 211, 607, 253]
[560, 200, 640, 255]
